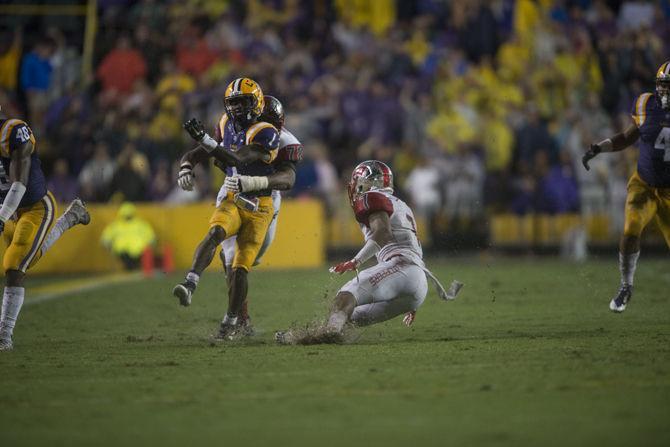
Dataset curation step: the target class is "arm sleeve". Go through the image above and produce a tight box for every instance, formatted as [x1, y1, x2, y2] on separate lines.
[353, 192, 394, 225]
[631, 93, 652, 128]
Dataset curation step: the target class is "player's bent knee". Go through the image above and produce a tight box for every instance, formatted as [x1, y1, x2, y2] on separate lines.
[334, 291, 356, 313]
[232, 267, 248, 278]
[208, 225, 227, 244]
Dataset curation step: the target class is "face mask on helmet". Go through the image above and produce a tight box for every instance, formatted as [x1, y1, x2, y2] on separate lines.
[657, 79, 670, 110]
[347, 161, 394, 205]
[225, 94, 259, 127]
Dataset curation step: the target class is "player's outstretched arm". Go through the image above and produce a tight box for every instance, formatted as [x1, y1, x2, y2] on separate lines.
[330, 211, 393, 274]
[183, 118, 270, 167]
[583, 121, 640, 170]
[0, 140, 32, 233]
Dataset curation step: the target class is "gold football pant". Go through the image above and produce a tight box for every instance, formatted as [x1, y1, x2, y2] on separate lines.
[2, 192, 57, 272]
[623, 171, 670, 247]
[209, 196, 274, 271]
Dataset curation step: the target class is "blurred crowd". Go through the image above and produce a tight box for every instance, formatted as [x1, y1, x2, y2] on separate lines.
[0, 0, 669, 237]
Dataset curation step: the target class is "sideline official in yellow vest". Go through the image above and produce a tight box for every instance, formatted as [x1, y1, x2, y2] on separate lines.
[101, 203, 155, 270]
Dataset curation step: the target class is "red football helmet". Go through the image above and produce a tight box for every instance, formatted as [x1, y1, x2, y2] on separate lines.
[347, 160, 394, 205]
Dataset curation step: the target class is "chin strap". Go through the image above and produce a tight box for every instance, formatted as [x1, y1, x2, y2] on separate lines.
[0, 182, 26, 222]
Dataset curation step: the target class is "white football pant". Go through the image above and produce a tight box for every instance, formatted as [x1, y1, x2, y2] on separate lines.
[339, 256, 428, 326]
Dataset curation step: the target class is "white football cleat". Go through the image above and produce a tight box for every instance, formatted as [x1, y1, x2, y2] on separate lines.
[172, 282, 194, 307]
[610, 284, 633, 313]
[64, 198, 91, 226]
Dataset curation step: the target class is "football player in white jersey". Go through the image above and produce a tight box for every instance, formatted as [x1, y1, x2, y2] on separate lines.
[217, 96, 303, 330]
[276, 160, 458, 344]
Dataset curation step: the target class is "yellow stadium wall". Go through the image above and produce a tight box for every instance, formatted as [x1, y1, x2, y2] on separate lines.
[0, 199, 325, 274]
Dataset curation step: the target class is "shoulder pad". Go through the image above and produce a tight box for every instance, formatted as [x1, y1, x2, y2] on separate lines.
[216, 114, 229, 142]
[245, 121, 279, 147]
[631, 92, 654, 127]
[0, 119, 34, 157]
[353, 191, 393, 225]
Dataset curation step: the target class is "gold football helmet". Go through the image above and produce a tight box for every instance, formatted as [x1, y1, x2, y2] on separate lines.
[224, 77, 265, 128]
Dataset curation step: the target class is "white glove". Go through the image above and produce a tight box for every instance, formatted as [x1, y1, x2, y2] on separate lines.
[224, 175, 241, 193]
[178, 163, 194, 191]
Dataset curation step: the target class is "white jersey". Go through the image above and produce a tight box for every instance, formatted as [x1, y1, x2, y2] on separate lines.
[354, 190, 423, 263]
[350, 189, 452, 303]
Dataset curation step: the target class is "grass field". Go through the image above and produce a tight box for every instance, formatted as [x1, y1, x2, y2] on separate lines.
[1, 257, 669, 447]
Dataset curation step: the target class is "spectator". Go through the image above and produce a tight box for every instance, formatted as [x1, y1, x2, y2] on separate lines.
[405, 156, 441, 220]
[108, 142, 149, 201]
[148, 159, 171, 201]
[0, 28, 22, 91]
[79, 142, 115, 201]
[47, 159, 78, 203]
[443, 144, 485, 220]
[96, 35, 147, 96]
[19, 36, 56, 134]
[534, 150, 579, 214]
[101, 202, 156, 270]
[175, 22, 218, 77]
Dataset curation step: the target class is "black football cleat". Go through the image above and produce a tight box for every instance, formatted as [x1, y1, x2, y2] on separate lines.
[609, 284, 633, 313]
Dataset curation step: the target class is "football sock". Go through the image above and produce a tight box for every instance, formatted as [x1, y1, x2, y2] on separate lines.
[327, 310, 347, 332]
[186, 271, 200, 287]
[40, 214, 72, 256]
[0, 287, 25, 339]
[619, 251, 640, 286]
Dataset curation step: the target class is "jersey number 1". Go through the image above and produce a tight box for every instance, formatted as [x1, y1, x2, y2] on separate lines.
[655, 127, 670, 161]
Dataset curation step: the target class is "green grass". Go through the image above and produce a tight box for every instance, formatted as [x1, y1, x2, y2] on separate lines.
[1, 258, 669, 447]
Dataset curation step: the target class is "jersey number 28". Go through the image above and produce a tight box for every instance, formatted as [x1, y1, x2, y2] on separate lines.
[655, 127, 670, 161]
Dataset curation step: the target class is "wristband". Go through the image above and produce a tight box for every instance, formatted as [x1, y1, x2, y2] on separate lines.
[0, 182, 27, 222]
[200, 134, 219, 152]
[240, 176, 269, 192]
[353, 239, 381, 265]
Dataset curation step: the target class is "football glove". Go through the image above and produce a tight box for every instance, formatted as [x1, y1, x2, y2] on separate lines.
[402, 311, 416, 327]
[178, 163, 195, 191]
[224, 175, 241, 194]
[329, 259, 358, 274]
[582, 143, 601, 171]
[183, 118, 218, 151]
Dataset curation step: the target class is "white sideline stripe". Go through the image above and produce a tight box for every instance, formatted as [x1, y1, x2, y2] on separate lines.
[25, 272, 143, 306]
